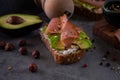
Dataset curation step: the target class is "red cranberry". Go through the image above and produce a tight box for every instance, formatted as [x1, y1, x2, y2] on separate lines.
[19, 47, 28, 55]
[5, 42, 14, 51]
[18, 39, 26, 46]
[82, 64, 88, 68]
[32, 50, 40, 59]
[0, 41, 6, 49]
[28, 63, 38, 72]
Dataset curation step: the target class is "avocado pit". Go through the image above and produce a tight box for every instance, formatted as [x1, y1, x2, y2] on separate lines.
[6, 16, 24, 25]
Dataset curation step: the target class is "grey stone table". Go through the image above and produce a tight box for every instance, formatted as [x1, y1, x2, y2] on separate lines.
[0, 14, 120, 80]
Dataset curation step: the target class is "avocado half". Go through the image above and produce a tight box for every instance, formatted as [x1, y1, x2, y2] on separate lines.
[0, 14, 43, 37]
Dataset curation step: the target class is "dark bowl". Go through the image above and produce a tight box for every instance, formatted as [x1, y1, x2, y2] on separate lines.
[103, 0, 120, 28]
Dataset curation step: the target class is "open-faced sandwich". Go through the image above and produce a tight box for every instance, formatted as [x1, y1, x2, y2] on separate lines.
[40, 14, 92, 64]
[73, 0, 105, 20]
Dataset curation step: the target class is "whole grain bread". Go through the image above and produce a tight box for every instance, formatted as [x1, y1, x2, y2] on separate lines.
[40, 31, 85, 64]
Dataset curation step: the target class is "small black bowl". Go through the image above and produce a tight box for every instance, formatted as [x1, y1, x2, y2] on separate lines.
[103, 0, 120, 28]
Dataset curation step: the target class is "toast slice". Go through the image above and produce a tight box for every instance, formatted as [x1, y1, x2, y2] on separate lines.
[73, 0, 105, 20]
[39, 14, 92, 64]
[93, 19, 120, 49]
[40, 31, 85, 64]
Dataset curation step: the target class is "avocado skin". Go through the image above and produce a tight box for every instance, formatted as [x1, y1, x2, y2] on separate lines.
[0, 22, 42, 37]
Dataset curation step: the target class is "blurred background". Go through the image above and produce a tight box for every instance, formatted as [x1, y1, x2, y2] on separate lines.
[0, 0, 43, 15]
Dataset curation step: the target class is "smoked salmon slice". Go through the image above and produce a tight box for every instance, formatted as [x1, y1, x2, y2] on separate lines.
[60, 14, 68, 27]
[45, 17, 61, 34]
[45, 14, 79, 48]
[61, 21, 79, 48]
